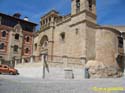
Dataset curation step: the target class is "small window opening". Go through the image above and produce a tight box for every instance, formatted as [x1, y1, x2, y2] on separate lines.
[14, 45, 18, 52]
[60, 32, 65, 41]
[26, 36, 30, 42]
[0, 43, 4, 49]
[118, 37, 123, 48]
[76, 28, 79, 34]
[76, 0, 80, 13]
[2, 31, 6, 37]
[49, 17, 51, 22]
[25, 48, 29, 53]
[35, 43, 37, 50]
[88, 0, 93, 10]
[15, 34, 19, 40]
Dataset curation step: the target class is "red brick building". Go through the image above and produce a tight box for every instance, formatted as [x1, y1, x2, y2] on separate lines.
[0, 13, 37, 66]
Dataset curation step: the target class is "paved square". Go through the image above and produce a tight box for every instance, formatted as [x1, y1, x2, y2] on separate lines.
[0, 75, 125, 93]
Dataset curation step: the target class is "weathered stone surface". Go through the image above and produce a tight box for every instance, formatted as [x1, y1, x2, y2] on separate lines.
[86, 60, 123, 78]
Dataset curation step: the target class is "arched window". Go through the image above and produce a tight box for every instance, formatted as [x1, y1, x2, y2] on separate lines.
[25, 48, 29, 53]
[40, 35, 48, 49]
[15, 34, 19, 40]
[13, 45, 18, 52]
[49, 17, 51, 22]
[43, 20, 45, 24]
[88, 0, 93, 10]
[2, 31, 6, 37]
[26, 36, 30, 42]
[60, 32, 65, 41]
[35, 43, 37, 50]
[76, 0, 80, 13]
[118, 37, 123, 48]
[0, 43, 4, 49]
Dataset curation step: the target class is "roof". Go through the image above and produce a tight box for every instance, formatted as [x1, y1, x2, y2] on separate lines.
[0, 12, 37, 26]
[97, 26, 121, 35]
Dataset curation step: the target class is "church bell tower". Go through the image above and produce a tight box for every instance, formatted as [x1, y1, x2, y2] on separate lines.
[71, 0, 96, 23]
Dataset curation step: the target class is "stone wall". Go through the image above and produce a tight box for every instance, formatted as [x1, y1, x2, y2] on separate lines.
[86, 28, 123, 78]
[33, 0, 124, 79]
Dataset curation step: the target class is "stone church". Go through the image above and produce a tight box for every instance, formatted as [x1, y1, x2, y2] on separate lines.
[33, 0, 125, 79]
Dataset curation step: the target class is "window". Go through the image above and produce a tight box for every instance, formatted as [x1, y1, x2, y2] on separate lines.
[0, 43, 4, 49]
[40, 35, 48, 49]
[88, 0, 93, 10]
[76, 0, 80, 13]
[15, 34, 19, 40]
[26, 36, 30, 42]
[118, 37, 123, 48]
[75, 28, 79, 35]
[43, 20, 45, 24]
[49, 17, 51, 22]
[60, 32, 65, 41]
[0, 16, 2, 21]
[2, 31, 6, 37]
[4, 66, 8, 68]
[35, 43, 37, 50]
[13, 45, 18, 52]
[25, 48, 29, 53]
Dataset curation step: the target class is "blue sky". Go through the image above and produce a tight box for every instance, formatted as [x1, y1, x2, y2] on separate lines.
[0, 0, 125, 30]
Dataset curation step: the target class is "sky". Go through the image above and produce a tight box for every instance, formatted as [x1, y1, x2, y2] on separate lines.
[0, 0, 125, 30]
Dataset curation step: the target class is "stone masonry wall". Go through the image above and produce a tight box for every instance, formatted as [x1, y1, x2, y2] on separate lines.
[86, 28, 123, 78]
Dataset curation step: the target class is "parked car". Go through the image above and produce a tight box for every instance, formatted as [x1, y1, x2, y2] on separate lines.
[0, 65, 19, 75]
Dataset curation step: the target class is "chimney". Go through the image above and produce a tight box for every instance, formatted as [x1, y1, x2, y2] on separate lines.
[24, 16, 29, 21]
[13, 13, 21, 18]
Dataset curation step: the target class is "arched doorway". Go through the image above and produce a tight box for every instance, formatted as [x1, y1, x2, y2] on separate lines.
[40, 35, 48, 50]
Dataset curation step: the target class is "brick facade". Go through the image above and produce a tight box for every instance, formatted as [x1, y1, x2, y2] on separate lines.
[0, 13, 37, 65]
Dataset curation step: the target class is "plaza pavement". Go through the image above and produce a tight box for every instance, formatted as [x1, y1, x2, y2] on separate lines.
[0, 75, 125, 93]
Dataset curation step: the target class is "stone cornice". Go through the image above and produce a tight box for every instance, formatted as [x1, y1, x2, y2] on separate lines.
[69, 19, 97, 27]
[0, 25, 13, 31]
[56, 18, 71, 26]
[71, 10, 96, 19]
